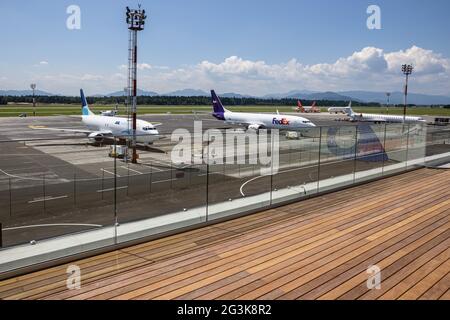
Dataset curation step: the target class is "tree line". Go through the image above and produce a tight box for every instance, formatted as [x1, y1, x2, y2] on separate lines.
[0, 95, 377, 107]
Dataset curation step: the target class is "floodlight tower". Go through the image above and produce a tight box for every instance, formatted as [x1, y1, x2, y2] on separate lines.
[30, 84, 36, 116]
[126, 6, 147, 163]
[401, 64, 413, 122]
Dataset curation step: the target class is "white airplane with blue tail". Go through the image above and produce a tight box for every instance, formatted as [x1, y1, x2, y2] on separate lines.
[31, 89, 161, 145]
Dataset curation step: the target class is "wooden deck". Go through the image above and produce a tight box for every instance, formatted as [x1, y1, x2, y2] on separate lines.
[0, 168, 449, 300]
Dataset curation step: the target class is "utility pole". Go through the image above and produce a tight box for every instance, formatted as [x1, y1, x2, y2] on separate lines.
[126, 6, 147, 164]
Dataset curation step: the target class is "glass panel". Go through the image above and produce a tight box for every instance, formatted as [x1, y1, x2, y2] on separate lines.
[0, 136, 116, 273]
[382, 123, 409, 175]
[354, 123, 386, 183]
[206, 130, 273, 221]
[406, 123, 427, 169]
[319, 125, 357, 192]
[115, 132, 208, 243]
[272, 127, 321, 203]
[424, 124, 450, 167]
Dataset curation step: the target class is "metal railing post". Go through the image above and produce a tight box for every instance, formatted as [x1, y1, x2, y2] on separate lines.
[382, 123, 387, 175]
[316, 127, 322, 193]
[73, 172, 76, 206]
[9, 177, 12, 218]
[352, 126, 358, 184]
[405, 123, 411, 169]
[43, 174, 46, 213]
[101, 168, 105, 200]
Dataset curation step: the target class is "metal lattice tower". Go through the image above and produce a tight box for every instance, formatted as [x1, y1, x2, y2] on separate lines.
[125, 6, 147, 163]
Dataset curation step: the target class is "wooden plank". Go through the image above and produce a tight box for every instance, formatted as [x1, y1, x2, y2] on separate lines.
[357, 239, 449, 300]
[419, 272, 450, 300]
[378, 249, 449, 300]
[399, 260, 450, 300]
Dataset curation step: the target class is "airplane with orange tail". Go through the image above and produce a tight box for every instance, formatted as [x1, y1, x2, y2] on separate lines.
[295, 100, 320, 113]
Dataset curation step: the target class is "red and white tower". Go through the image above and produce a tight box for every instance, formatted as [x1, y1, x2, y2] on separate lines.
[126, 6, 147, 163]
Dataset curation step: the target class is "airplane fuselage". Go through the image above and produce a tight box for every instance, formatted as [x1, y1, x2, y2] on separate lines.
[82, 114, 160, 144]
[351, 113, 426, 124]
[217, 111, 316, 130]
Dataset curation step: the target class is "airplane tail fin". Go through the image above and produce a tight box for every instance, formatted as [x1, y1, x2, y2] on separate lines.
[297, 100, 304, 112]
[344, 101, 354, 116]
[211, 90, 228, 114]
[80, 89, 94, 116]
[312, 101, 316, 108]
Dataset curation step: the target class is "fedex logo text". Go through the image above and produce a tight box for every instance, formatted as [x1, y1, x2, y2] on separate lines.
[272, 118, 290, 126]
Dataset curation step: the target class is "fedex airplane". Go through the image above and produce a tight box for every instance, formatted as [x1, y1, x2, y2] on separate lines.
[211, 90, 315, 130]
[344, 106, 426, 124]
[31, 89, 161, 145]
[296, 100, 319, 113]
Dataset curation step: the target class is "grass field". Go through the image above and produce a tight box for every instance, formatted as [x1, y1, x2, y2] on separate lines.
[1, 104, 449, 117]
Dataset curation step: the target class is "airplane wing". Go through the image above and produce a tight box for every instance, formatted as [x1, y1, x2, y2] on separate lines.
[29, 126, 113, 135]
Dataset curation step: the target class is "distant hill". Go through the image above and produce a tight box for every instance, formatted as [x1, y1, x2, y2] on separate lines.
[0, 89, 56, 96]
[288, 91, 356, 102]
[163, 89, 209, 97]
[263, 90, 317, 99]
[105, 89, 158, 97]
[339, 91, 450, 105]
[220, 92, 253, 98]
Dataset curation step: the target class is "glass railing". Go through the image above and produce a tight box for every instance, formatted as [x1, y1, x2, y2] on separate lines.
[1, 122, 449, 276]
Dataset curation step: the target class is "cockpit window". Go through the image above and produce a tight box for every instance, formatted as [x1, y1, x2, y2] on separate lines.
[142, 126, 154, 131]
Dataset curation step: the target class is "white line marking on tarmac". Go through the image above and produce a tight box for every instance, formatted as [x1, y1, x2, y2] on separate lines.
[101, 169, 121, 177]
[28, 195, 68, 203]
[238, 158, 352, 197]
[121, 166, 143, 174]
[96, 186, 128, 193]
[0, 169, 58, 181]
[240, 175, 270, 197]
[3, 223, 103, 231]
[152, 178, 177, 184]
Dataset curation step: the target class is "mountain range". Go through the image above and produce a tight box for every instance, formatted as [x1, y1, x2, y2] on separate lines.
[2, 88, 450, 105]
[0, 89, 56, 96]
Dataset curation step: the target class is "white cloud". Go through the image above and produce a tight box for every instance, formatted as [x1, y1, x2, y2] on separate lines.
[39, 61, 49, 65]
[118, 63, 153, 71]
[8, 46, 450, 96]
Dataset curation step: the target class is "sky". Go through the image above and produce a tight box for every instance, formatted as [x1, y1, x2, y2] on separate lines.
[0, 0, 450, 96]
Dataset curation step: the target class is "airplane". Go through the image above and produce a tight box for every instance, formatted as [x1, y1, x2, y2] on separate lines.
[210, 90, 316, 130]
[31, 89, 161, 145]
[344, 105, 426, 124]
[328, 102, 352, 114]
[296, 100, 319, 113]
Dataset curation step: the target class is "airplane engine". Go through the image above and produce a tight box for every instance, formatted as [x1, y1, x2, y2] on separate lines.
[88, 132, 105, 144]
[247, 124, 262, 131]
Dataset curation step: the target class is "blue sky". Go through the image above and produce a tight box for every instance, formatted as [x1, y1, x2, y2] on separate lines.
[1, 0, 450, 95]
